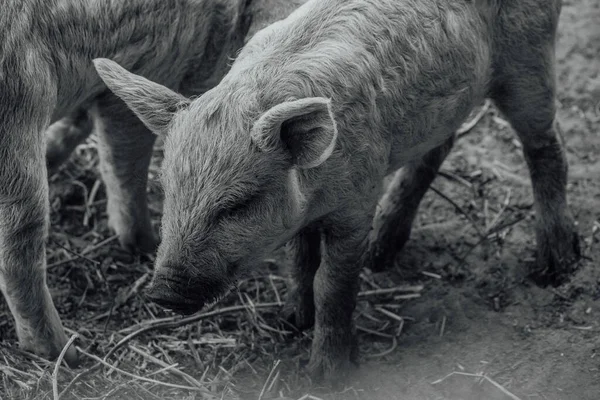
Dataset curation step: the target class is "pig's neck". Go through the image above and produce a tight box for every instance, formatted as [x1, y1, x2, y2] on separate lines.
[287, 136, 368, 225]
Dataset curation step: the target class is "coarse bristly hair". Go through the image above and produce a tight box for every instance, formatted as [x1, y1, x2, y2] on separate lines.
[98, 0, 578, 382]
[0, 0, 303, 367]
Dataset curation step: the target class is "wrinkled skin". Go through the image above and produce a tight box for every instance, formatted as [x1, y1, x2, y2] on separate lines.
[96, 0, 578, 383]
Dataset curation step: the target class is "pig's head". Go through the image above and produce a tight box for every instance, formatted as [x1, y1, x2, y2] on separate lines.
[94, 58, 338, 314]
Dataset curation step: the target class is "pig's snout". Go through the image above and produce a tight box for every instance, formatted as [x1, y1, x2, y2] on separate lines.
[145, 273, 204, 315]
[146, 262, 231, 315]
[146, 286, 200, 315]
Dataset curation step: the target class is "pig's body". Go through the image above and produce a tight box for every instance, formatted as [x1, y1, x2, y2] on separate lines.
[0, 0, 307, 367]
[44, 0, 309, 174]
[97, 0, 578, 383]
[2, 1, 245, 119]
[229, 0, 489, 187]
[228, 1, 493, 278]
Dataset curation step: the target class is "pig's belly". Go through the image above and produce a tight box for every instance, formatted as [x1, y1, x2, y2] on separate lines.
[385, 91, 485, 172]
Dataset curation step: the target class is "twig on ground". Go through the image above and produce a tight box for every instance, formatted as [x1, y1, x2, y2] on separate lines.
[105, 302, 283, 361]
[47, 235, 119, 270]
[395, 318, 405, 337]
[356, 325, 394, 339]
[457, 214, 526, 265]
[430, 186, 485, 238]
[375, 307, 406, 323]
[60, 303, 280, 398]
[456, 99, 491, 136]
[52, 333, 79, 400]
[268, 275, 282, 305]
[393, 293, 421, 300]
[370, 306, 407, 337]
[358, 285, 423, 298]
[431, 371, 522, 400]
[145, 363, 181, 378]
[0, 364, 36, 380]
[49, 239, 100, 267]
[75, 346, 215, 396]
[365, 336, 398, 359]
[83, 179, 102, 226]
[70, 180, 90, 219]
[439, 316, 447, 337]
[359, 272, 381, 290]
[358, 310, 385, 324]
[258, 360, 281, 400]
[486, 188, 512, 235]
[297, 395, 325, 400]
[438, 170, 474, 189]
[128, 345, 205, 389]
[421, 271, 442, 279]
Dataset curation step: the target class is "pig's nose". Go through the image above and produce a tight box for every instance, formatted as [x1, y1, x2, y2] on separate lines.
[145, 277, 202, 315]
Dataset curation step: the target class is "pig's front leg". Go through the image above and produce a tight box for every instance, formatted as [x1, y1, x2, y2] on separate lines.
[0, 101, 78, 366]
[308, 213, 371, 383]
[281, 224, 322, 331]
[93, 93, 158, 254]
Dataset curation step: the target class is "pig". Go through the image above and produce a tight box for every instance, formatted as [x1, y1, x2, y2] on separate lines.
[43, 0, 309, 177]
[94, 0, 580, 382]
[0, 0, 307, 367]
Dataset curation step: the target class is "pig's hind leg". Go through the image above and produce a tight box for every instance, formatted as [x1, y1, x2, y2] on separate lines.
[366, 136, 455, 272]
[92, 93, 158, 254]
[490, 8, 580, 286]
[45, 109, 93, 176]
[280, 224, 322, 331]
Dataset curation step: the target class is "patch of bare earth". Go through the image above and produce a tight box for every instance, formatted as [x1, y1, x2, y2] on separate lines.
[1, 1, 598, 399]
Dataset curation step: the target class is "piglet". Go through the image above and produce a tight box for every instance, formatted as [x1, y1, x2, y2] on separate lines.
[95, 0, 578, 382]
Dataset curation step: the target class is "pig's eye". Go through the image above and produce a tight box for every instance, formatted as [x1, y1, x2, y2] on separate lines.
[214, 192, 263, 223]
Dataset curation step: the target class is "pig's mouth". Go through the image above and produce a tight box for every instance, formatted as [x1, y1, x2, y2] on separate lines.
[146, 275, 235, 316]
[199, 285, 235, 310]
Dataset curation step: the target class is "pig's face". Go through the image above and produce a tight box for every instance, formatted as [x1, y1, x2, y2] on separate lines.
[150, 94, 300, 313]
[94, 59, 338, 314]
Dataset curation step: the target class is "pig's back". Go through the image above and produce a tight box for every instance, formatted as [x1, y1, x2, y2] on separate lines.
[233, 0, 491, 165]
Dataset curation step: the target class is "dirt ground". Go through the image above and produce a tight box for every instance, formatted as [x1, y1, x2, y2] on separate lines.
[0, 0, 598, 399]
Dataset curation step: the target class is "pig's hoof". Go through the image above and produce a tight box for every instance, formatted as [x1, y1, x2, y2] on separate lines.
[529, 222, 581, 287]
[365, 246, 397, 273]
[364, 224, 411, 272]
[120, 229, 159, 255]
[280, 292, 315, 331]
[307, 329, 358, 386]
[20, 332, 79, 368]
[365, 229, 410, 273]
[108, 208, 158, 254]
[111, 220, 158, 254]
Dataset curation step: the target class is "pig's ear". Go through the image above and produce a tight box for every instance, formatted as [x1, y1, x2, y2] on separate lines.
[93, 58, 190, 136]
[251, 97, 338, 169]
